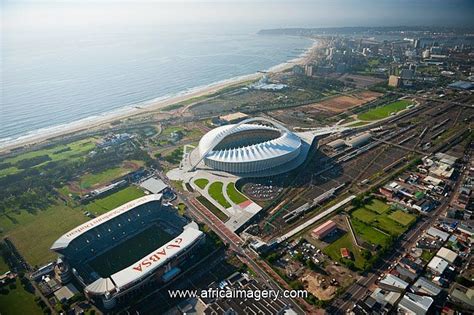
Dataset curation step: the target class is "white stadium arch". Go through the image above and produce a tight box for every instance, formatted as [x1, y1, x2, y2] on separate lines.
[192, 117, 302, 173]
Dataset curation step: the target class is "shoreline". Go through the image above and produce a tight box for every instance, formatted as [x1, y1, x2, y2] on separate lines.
[0, 39, 320, 155]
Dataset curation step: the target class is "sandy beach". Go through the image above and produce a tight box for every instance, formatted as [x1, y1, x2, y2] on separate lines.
[0, 39, 321, 155]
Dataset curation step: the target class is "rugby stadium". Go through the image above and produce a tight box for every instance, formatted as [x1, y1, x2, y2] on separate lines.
[192, 117, 305, 174]
[50, 194, 204, 309]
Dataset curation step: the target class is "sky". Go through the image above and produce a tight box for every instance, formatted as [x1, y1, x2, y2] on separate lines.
[2, 0, 474, 32]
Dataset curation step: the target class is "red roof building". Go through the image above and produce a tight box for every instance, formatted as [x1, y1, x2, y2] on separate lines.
[311, 220, 337, 239]
[341, 247, 351, 259]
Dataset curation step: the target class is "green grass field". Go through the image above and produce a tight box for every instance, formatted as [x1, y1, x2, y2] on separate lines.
[323, 233, 365, 270]
[208, 182, 231, 208]
[351, 220, 391, 247]
[83, 186, 146, 215]
[89, 224, 173, 277]
[420, 250, 435, 262]
[194, 178, 209, 190]
[388, 210, 416, 226]
[365, 199, 390, 214]
[374, 216, 406, 236]
[0, 279, 43, 315]
[0, 137, 96, 177]
[196, 196, 229, 222]
[0, 186, 144, 267]
[0, 204, 88, 268]
[358, 100, 412, 121]
[80, 167, 127, 189]
[352, 208, 376, 224]
[226, 183, 248, 204]
[350, 198, 414, 241]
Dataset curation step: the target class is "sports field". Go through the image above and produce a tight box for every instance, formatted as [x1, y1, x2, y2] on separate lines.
[388, 210, 416, 226]
[83, 186, 146, 215]
[78, 160, 144, 189]
[350, 199, 416, 238]
[226, 183, 248, 204]
[208, 181, 231, 208]
[365, 199, 390, 214]
[351, 220, 391, 248]
[357, 100, 412, 121]
[88, 224, 174, 277]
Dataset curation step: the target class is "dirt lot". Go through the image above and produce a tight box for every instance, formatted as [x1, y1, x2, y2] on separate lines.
[304, 91, 383, 113]
[337, 74, 385, 88]
[302, 272, 337, 301]
[301, 262, 359, 301]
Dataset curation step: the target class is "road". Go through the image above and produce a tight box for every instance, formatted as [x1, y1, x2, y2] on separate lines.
[158, 172, 308, 314]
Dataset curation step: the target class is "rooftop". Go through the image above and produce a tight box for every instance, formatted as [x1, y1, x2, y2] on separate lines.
[436, 247, 458, 263]
[51, 194, 162, 250]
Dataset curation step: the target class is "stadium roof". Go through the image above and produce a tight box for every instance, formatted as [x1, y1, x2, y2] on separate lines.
[140, 177, 168, 194]
[51, 194, 162, 250]
[110, 223, 203, 290]
[85, 278, 116, 295]
[199, 123, 301, 163]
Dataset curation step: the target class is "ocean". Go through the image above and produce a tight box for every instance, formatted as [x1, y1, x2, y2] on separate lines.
[0, 3, 313, 148]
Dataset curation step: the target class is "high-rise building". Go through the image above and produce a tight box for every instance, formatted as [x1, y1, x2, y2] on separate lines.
[388, 75, 401, 88]
[304, 64, 313, 77]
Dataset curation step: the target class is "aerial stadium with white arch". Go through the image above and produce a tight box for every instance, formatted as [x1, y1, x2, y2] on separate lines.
[190, 117, 308, 176]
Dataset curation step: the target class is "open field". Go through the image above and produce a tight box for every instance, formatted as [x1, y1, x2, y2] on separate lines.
[0, 137, 97, 177]
[388, 210, 416, 226]
[0, 204, 87, 267]
[78, 160, 143, 190]
[323, 233, 365, 270]
[194, 178, 209, 189]
[1, 186, 145, 267]
[357, 99, 412, 121]
[308, 91, 382, 113]
[350, 199, 414, 238]
[351, 208, 376, 224]
[351, 220, 391, 248]
[226, 182, 248, 204]
[83, 186, 146, 215]
[364, 199, 391, 214]
[80, 167, 128, 189]
[0, 278, 43, 315]
[337, 74, 385, 89]
[375, 216, 407, 236]
[208, 182, 231, 208]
